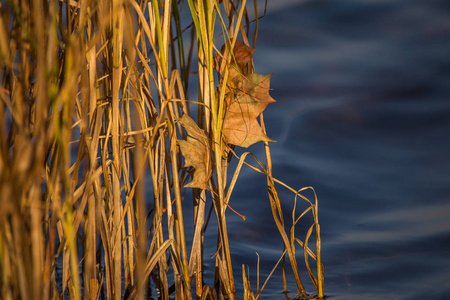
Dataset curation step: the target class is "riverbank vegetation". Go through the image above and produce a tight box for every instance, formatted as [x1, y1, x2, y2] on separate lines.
[0, 0, 323, 299]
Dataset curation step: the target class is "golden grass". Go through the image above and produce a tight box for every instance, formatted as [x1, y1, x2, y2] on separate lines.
[0, 0, 323, 299]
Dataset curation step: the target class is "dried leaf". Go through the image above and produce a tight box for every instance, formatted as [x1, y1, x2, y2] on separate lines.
[178, 115, 211, 190]
[230, 40, 255, 70]
[223, 73, 276, 148]
[214, 40, 255, 75]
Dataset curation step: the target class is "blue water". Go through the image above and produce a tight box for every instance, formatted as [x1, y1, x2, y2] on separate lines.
[201, 0, 450, 299]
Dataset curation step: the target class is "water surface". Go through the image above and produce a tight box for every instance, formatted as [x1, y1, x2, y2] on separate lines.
[207, 0, 450, 299]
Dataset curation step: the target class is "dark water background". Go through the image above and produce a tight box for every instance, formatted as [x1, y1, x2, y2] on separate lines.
[196, 0, 450, 299]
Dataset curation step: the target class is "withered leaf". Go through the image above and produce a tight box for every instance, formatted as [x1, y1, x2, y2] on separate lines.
[231, 40, 256, 70]
[178, 115, 211, 190]
[214, 40, 256, 76]
[222, 73, 276, 148]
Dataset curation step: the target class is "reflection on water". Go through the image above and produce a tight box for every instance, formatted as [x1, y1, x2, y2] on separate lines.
[210, 0, 450, 299]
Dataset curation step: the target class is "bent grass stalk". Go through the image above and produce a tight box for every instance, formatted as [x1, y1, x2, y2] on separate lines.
[0, 0, 323, 299]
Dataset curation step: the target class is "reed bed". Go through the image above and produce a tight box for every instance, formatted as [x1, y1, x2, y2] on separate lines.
[0, 0, 323, 299]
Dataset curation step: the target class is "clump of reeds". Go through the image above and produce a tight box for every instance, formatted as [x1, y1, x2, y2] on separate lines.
[0, 0, 323, 299]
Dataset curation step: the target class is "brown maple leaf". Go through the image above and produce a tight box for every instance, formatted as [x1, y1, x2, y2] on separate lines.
[177, 115, 211, 190]
[222, 73, 276, 148]
[230, 40, 255, 70]
[214, 40, 256, 76]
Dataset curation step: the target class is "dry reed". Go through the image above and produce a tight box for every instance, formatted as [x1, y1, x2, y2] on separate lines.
[0, 0, 323, 299]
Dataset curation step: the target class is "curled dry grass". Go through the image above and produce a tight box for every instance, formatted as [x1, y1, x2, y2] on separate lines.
[0, 0, 323, 299]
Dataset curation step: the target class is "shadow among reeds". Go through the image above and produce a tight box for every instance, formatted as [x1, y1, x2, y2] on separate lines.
[0, 0, 323, 299]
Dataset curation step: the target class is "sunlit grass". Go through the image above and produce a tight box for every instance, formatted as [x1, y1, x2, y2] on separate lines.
[0, 0, 323, 299]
